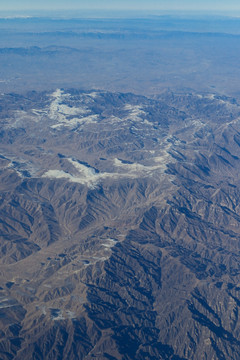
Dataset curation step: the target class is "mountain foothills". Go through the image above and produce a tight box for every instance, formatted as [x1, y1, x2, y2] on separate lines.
[1, 88, 240, 359]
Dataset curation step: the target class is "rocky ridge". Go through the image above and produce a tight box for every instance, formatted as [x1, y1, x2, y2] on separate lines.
[0, 89, 240, 359]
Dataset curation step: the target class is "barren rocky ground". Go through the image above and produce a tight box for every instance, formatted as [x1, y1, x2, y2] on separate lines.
[1, 89, 240, 359]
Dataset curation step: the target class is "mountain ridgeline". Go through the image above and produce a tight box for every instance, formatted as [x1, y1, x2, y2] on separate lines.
[0, 89, 240, 359]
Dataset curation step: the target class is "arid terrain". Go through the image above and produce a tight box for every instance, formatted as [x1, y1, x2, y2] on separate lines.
[1, 88, 240, 359]
[1, 16, 240, 97]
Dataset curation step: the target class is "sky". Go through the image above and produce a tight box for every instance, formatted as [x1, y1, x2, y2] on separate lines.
[1, 0, 240, 13]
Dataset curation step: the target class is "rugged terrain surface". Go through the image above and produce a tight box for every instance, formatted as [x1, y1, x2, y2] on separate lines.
[1, 88, 240, 359]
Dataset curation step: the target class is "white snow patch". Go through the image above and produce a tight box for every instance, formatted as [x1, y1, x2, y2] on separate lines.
[124, 104, 146, 121]
[143, 119, 153, 126]
[42, 306, 47, 315]
[0, 304, 16, 309]
[43, 165, 119, 188]
[50, 114, 98, 129]
[42, 170, 73, 181]
[0, 297, 17, 309]
[92, 256, 108, 262]
[68, 158, 96, 176]
[85, 92, 99, 98]
[7, 161, 25, 178]
[49, 89, 93, 129]
[205, 94, 215, 100]
[42, 148, 173, 187]
[102, 238, 117, 249]
[114, 157, 169, 173]
[114, 158, 148, 172]
[153, 142, 172, 165]
[191, 119, 205, 128]
[107, 115, 124, 124]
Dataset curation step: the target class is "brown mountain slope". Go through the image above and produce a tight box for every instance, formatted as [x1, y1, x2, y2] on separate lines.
[0, 89, 240, 359]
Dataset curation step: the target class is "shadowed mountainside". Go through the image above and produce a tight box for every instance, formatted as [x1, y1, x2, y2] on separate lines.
[1, 89, 240, 359]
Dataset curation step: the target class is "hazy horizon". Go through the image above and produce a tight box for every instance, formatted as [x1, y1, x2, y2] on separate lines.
[1, 0, 240, 18]
[1, 9, 240, 19]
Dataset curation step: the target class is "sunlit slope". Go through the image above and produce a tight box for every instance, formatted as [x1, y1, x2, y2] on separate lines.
[1, 89, 240, 359]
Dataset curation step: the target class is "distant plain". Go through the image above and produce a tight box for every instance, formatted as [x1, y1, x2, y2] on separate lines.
[0, 16, 240, 96]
